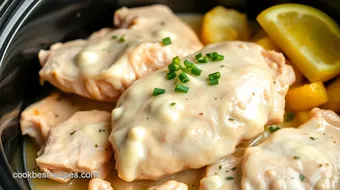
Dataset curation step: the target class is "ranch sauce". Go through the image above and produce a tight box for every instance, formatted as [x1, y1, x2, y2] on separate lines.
[24, 14, 204, 190]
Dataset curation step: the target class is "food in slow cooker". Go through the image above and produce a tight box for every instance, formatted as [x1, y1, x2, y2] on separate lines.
[19, 3, 340, 190]
[109, 41, 294, 181]
[36, 111, 112, 183]
[20, 93, 113, 146]
[38, 5, 202, 102]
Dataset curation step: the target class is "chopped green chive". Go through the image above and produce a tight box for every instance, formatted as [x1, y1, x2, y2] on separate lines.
[167, 72, 176, 80]
[284, 112, 295, 122]
[178, 73, 190, 83]
[70, 130, 76, 135]
[153, 88, 166, 96]
[195, 53, 203, 60]
[293, 156, 300, 160]
[191, 66, 202, 76]
[195, 53, 209, 63]
[219, 165, 222, 170]
[168, 63, 179, 72]
[226, 176, 234, 180]
[209, 79, 219, 85]
[170, 102, 176, 106]
[175, 84, 189, 93]
[172, 56, 180, 65]
[231, 167, 237, 171]
[207, 52, 217, 58]
[119, 36, 125, 42]
[229, 118, 234, 121]
[212, 54, 224, 61]
[310, 136, 317, 140]
[197, 56, 208, 63]
[207, 52, 224, 61]
[300, 174, 305, 181]
[112, 35, 117, 39]
[184, 60, 194, 68]
[162, 37, 172, 45]
[209, 72, 221, 81]
[268, 126, 280, 133]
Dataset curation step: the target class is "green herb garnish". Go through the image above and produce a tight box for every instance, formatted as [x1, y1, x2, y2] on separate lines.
[167, 72, 177, 80]
[162, 37, 172, 45]
[178, 73, 190, 83]
[293, 156, 300, 160]
[209, 72, 221, 81]
[300, 174, 305, 181]
[209, 79, 219, 85]
[119, 36, 125, 42]
[175, 84, 189, 93]
[153, 88, 166, 96]
[191, 66, 202, 76]
[268, 126, 280, 133]
[168, 63, 180, 72]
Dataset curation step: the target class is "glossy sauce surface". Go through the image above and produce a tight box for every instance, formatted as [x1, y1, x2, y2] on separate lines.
[24, 13, 294, 190]
[25, 14, 205, 190]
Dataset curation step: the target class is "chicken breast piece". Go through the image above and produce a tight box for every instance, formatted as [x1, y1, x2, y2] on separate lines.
[39, 5, 202, 102]
[109, 42, 295, 181]
[36, 110, 112, 183]
[20, 93, 113, 146]
[147, 180, 188, 190]
[88, 178, 114, 190]
[199, 156, 241, 190]
[241, 108, 340, 190]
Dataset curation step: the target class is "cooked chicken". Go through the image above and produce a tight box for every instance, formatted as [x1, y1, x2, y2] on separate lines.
[39, 5, 202, 102]
[20, 93, 113, 146]
[109, 42, 295, 181]
[241, 108, 340, 190]
[199, 156, 241, 190]
[36, 110, 112, 183]
[88, 178, 114, 190]
[147, 180, 188, 190]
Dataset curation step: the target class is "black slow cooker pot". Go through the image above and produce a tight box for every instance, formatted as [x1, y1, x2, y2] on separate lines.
[0, 0, 339, 189]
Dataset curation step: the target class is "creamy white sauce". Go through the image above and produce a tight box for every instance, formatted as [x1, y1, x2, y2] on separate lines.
[110, 42, 295, 181]
[200, 156, 241, 190]
[25, 12, 205, 190]
[39, 5, 202, 102]
[241, 108, 340, 190]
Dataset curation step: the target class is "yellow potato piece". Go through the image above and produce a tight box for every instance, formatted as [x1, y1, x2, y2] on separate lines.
[254, 36, 280, 52]
[257, 4, 340, 82]
[285, 82, 328, 111]
[201, 6, 250, 45]
[295, 110, 310, 125]
[321, 77, 340, 113]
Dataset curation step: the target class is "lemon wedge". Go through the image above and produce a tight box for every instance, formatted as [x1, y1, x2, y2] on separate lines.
[257, 4, 340, 82]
